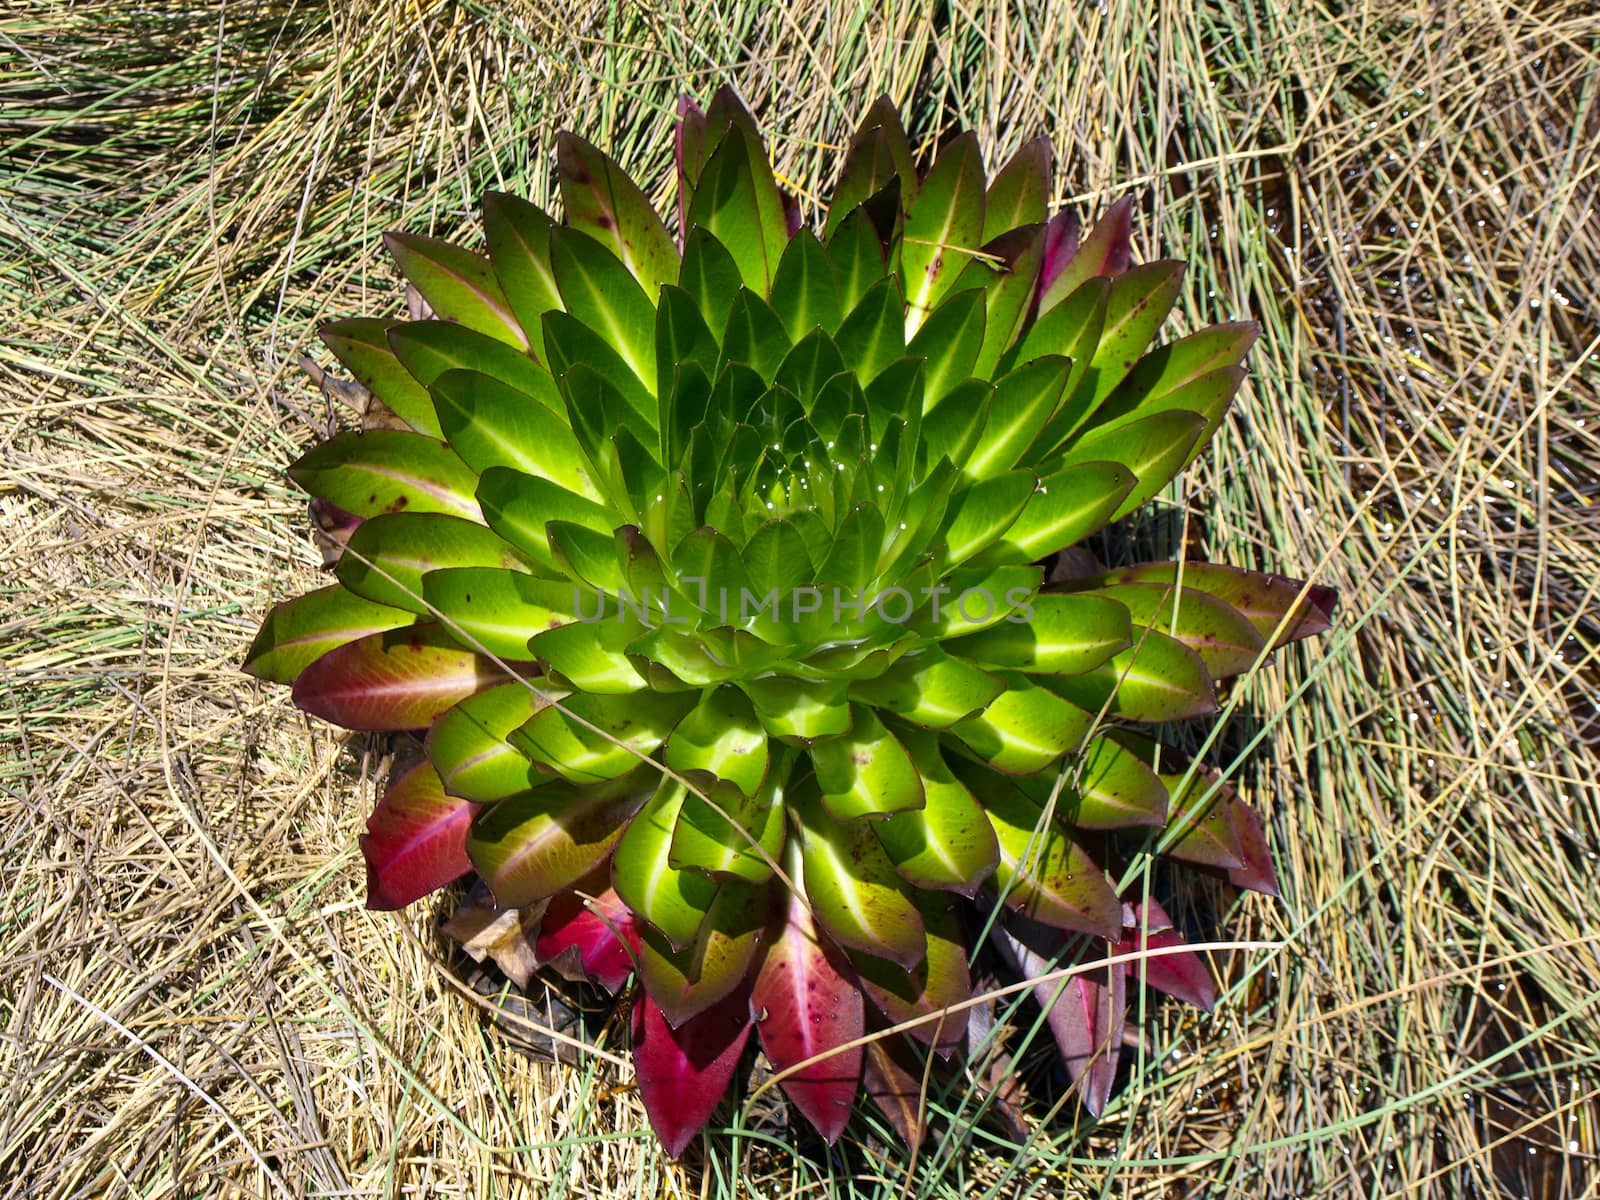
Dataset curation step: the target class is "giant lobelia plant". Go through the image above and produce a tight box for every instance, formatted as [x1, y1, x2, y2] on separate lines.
[246, 90, 1335, 1155]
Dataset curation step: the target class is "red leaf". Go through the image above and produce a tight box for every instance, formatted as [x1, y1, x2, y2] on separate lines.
[1116, 898, 1216, 1012]
[292, 623, 523, 731]
[749, 886, 864, 1142]
[1035, 208, 1078, 302]
[535, 873, 639, 994]
[631, 986, 753, 1158]
[1225, 797, 1280, 898]
[361, 762, 474, 910]
[991, 915, 1125, 1116]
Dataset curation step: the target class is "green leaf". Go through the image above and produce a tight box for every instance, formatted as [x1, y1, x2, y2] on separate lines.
[826, 192, 895, 317]
[1072, 561, 1335, 648]
[773, 328, 848, 411]
[1096, 322, 1257, 420]
[795, 785, 926, 969]
[1089, 366, 1248, 470]
[834, 275, 907, 386]
[1057, 734, 1169, 830]
[425, 681, 558, 803]
[941, 469, 1036, 564]
[849, 647, 1004, 729]
[546, 519, 625, 593]
[906, 289, 985, 411]
[741, 518, 814, 597]
[670, 526, 750, 620]
[288, 430, 480, 522]
[1042, 628, 1217, 722]
[554, 132, 678, 299]
[529, 611, 649, 694]
[318, 319, 440, 437]
[336, 512, 523, 614]
[242, 584, 416, 684]
[1007, 278, 1109, 448]
[918, 379, 992, 474]
[686, 124, 787, 293]
[611, 780, 718, 949]
[550, 225, 659, 398]
[908, 564, 1042, 639]
[475, 465, 620, 572]
[973, 766, 1124, 938]
[944, 593, 1132, 676]
[873, 728, 1000, 894]
[719, 288, 792, 383]
[945, 671, 1094, 774]
[657, 284, 721, 383]
[421, 566, 591, 661]
[468, 769, 655, 906]
[388, 321, 560, 413]
[669, 755, 788, 885]
[383, 232, 526, 349]
[679, 226, 745, 336]
[824, 123, 899, 243]
[951, 225, 1046, 379]
[768, 229, 843, 339]
[1074, 261, 1186, 410]
[967, 461, 1136, 566]
[665, 685, 771, 798]
[964, 356, 1073, 480]
[901, 132, 986, 334]
[542, 309, 655, 429]
[816, 503, 887, 595]
[511, 689, 693, 784]
[740, 675, 853, 743]
[636, 880, 766, 1027]
[1090, 580, 1268, 679]
[1051, 410, 1206, 520]
[430, 368, 602, 500]
[811, 705, 925, 821]
[480, 191, 564, 363]
[851, 889, 972, 1055]
[983, 137, 1051, 242]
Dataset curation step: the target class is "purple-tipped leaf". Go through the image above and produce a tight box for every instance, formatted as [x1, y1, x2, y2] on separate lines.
[636, 881, 766, 1028]
[749, 880, 865, 1142]
[243, 584, 416, 685]
[631, 986, 753, 1159]
[1224, 795, 1280, 897]
[291, 624, 520, 732]
[383, 232, 527, 350]
[361, 761, 475, 910]
[554, 132, 678, 301]
[1037, 195, 1135, 315]
[468, 770, 655, 907]
[1073, 562, 1337, 649]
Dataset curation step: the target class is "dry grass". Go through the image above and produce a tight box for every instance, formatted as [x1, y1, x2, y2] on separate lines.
[3, 1, 1598, 1195]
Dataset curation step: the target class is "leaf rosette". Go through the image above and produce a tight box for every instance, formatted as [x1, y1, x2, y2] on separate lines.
[246, 88, 1336, 1153]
